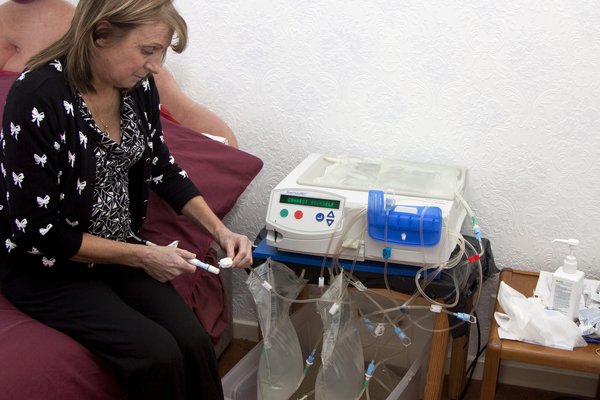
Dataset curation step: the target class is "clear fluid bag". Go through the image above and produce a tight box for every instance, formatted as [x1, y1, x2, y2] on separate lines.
[315, 274, 364, 400]
[246, 259, 307, 400]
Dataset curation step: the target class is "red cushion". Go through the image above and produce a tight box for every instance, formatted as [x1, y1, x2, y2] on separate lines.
[0, 291, 124, 400]
[0, 71, 19, 111]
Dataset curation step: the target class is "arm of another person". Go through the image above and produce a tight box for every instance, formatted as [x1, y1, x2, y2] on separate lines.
[0, 1, 238, 148]
[0, 0, 74, 72]
[0, 2, 17, 69]
[155, 66, 239, 148]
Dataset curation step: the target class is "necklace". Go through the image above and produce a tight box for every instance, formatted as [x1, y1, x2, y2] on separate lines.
[82, 93, 120, 141]
[92, 113, 110, 137]
[95, 116, 111, 137]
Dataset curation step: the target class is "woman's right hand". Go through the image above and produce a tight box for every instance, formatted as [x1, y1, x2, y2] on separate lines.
[139, 245, 198, 282]
[73, 234, 197, 283]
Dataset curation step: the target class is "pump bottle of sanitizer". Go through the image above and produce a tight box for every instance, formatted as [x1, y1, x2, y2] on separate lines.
[549, 238, 584, 320]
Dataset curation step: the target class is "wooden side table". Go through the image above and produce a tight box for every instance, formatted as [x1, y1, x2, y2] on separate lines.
[480, 268, 600, 400]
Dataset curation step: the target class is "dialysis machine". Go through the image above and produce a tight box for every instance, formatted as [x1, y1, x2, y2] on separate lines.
[265, 153, 469, 266]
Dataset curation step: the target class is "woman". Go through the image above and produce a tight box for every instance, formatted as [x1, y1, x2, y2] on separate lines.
[0, 1, 252, 399]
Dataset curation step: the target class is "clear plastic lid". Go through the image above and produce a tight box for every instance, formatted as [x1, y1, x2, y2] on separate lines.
[297, 155, 466, 200]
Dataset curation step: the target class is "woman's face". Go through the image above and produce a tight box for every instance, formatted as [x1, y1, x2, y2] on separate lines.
[92, 22, 172, 90]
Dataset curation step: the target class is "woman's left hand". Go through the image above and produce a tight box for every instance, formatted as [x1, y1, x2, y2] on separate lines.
[181, 196, 253, 268]
[214, 228, 253, 269]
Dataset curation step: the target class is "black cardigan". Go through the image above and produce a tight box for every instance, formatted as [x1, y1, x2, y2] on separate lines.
[0, 60, 200, 281]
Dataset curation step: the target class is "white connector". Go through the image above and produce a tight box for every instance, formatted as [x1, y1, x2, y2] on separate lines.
[218, 257, 233, 268]
[374, 323, 385, 336]
[329, 302, 340, 315]
[354, 280, 367, 292]
[430, 304, 442, 313]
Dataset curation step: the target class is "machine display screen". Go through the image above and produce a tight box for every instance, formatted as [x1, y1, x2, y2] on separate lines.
[280, 194, 340, 209]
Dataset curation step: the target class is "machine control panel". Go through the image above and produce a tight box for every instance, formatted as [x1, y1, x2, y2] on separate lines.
[266, 190, 345, 235]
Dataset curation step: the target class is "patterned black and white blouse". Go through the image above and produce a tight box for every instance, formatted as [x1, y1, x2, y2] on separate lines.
[0, 59, 201, 279]
[78, 92, 145, 242]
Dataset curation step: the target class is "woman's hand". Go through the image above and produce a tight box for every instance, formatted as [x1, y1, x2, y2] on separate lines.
[73, 234, 197, 282]
[180, 196, 253, 269]
[139, 245, 197, 282]
[214, 228, 253, 269]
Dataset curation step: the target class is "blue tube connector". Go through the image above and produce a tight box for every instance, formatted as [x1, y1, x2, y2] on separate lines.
[304, 349, 316, 375]
[454, 312, 477, 323]
[306, 349, 316, 366]
[473, 224, 481, 241]
[394, 325, 412, 347]
[365, 360, 376, 380]
[362, 359, 376, 389]
[383, 246, 391, 259]
[363, 317, 376, 334]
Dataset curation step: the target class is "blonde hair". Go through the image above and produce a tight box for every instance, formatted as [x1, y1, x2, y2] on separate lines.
[27, 0, 187, 93]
